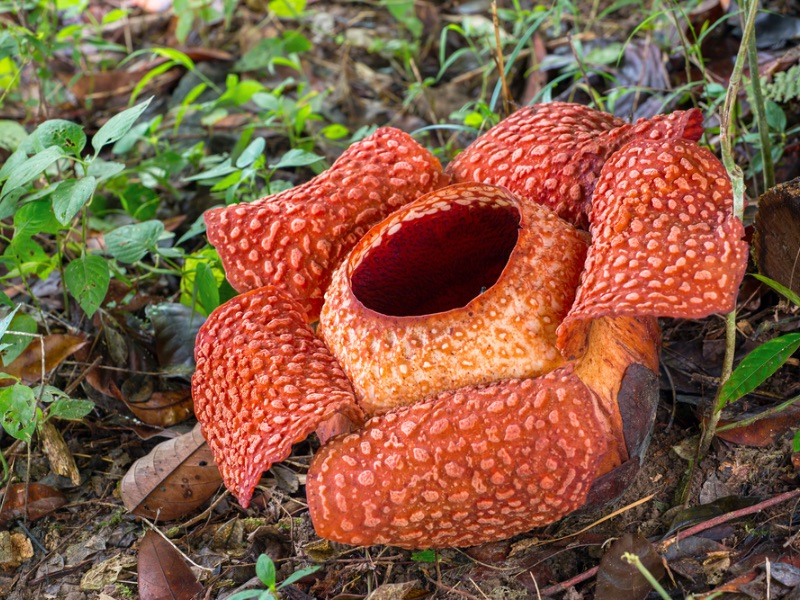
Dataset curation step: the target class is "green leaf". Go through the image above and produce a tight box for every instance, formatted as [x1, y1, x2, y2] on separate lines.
[278, 566, 321, 589]
[717, 333, 800, 411]
[1, 312, 36, 366]
[104, 220, 165, 263]
[14, 200, 61, 237]
[119, 183, 160, 220]
[0, 306, 20, 341]
[0, 120, 28, 152]
[3, 236, 57, 279]
[255, 554, 277, 588]
[0, 148, 29, 182]
[52, 176, 96, 225]
[268, 0, 306, 18]
[31, 119, 86, 156]
[411, 549, 437, 562]
[92, 97, 153, 155]
[64, 256, 110, 317]
[195, 262, 220, 316]
[49, 397, 95, 420]
[86, 158, 126, 181]
[268, 148, 323, 170]
[0, 145, 65, 199]
[236, 138, 265, 168]
[752, 274, 800, 307]
[793, 430, 800, 454]
[0, 383, 37, 442]
[765, 100, 787, 132]
[320, 124, 348, 140]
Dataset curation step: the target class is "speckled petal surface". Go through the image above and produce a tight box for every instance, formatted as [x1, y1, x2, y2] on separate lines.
[306, 367, 606, 549]
[446, 103, 703, 228]
[558, 138, 748, 357]
[319, 182, 588, 415]
[205, 127, 443, 320]
[192, 286, 363, 507]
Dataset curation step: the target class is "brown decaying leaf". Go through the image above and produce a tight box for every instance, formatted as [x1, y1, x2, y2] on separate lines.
[595, 533, 665, 600]
[0, 334, 87, 385]
[39, 420, 81, 485]
[120, 387, 195, 428]
[121, 423, 222, 520]
[0, 483, 66, 525]
[718, 405, 800, 447]
[137, 530, 203, 600]
[0, 531, 34, 569]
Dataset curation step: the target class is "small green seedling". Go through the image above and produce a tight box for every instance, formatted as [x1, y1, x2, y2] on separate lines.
[227, 554, 320, 600]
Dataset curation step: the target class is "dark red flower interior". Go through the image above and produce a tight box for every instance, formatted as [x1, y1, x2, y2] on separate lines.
[350, 201, 520, 317]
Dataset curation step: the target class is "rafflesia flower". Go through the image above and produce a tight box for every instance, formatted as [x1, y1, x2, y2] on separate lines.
[192, 103, 748, 549]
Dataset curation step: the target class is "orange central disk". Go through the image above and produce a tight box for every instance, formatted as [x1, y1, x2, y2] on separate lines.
[319, 182, 589, 415]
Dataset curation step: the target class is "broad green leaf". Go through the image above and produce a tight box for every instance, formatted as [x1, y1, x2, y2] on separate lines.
[119, 183, 159, 220]
[0, 145, 64, 199]
[3, 236, 57, 279]
[184, 158, 236, 182]
[717, 333, 800, 411]
[49, 397, 95, 420]
[765, 100, 787, 132]
[0, 120, 28, 151]
[411, 549, 437, 562]
[52, 176, 96, 225]
[0, 148, 28, 181]
[752, 274, 800, 307]
[268, 0, 306, 18]
[14, 200, 61, 237]
[194, 262, 219, 316]
[86, 158, 126, 180]
[31, 119, 86, 156]
[255, 554, 277, 587]
[1, 312, 36, 366]
[236, 138, 265, 168]
[279, 566, 321, 589]
[320, 124, 348, 140]
[64, 255, 109, 317]
[0, 383, 37, 442]
[283, 31, 312, 54]
[0, 306, 20, 340]
[269, 148, 323, 170]
[794, 430, 800, 453]
[92, 96, 153, 155]
[104, 220, 165, 263]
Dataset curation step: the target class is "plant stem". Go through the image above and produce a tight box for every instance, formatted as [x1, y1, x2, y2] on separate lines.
[743, 0, 774, 191]
[698, 0, 759, 456]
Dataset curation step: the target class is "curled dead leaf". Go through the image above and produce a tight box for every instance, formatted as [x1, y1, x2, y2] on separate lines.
[120, 386, 194, 428]
[121, 423, 222, 520]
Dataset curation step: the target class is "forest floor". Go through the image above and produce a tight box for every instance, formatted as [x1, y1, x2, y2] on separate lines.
[2, 0, 800, 598]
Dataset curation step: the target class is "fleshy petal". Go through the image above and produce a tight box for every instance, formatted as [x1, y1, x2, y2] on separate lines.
[306, 367, 606, 549]
[446, 102, 702, 228]
[192, 286, 363, 507]
[319, 182, 588, 414]
[558, 138, 748, 358]
[206, 127, 443, 320]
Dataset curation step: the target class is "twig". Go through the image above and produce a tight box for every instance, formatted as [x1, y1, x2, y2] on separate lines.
[424, 575, 482, 600]
[540, 488, 800, 595]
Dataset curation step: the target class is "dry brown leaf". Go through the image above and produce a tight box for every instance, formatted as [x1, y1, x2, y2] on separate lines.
[121, 388, 195, 427]
[39, 420, 81, 485]
[121, 423, 222, 520]
[718, 405, 800, 447]
[137, 530, 203, 600]
[0, 531, 34, 570]
[0, 483, 66, 525]
[0, 334, 87, 385]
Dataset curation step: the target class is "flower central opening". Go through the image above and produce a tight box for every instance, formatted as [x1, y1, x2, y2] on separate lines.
[350, 200, 520, 317]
